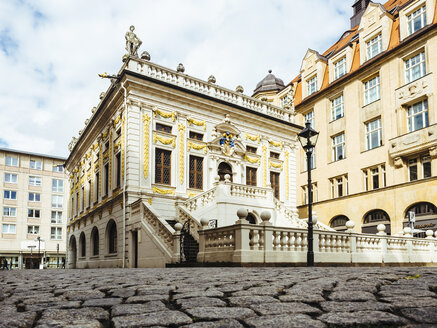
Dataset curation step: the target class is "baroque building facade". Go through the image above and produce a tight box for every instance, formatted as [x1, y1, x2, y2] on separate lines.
[278, 0, 437, 235]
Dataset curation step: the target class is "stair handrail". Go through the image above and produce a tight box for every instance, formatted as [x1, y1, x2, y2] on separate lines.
[176, 205, 202, 242]
[182, 186, 217, 212]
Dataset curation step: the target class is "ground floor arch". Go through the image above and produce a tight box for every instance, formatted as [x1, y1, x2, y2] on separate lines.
[362, 209, 391, 235]
[69, 235, 77, 269]
[329, 215, 349, 231]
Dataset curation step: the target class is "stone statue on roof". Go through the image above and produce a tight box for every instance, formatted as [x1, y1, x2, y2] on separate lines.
[125, 25, 142, 57]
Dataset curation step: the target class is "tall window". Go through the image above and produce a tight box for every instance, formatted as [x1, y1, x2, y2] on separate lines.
[331, 94, 344, 121]
[307, 76, 317, 96]
[30, 160, 42, 170]
[88, 180, 92, 206]
[332, 133, 345, 161]
[81, 186, 85, 211]
[91, 227, 99, 256]
[364, 75, 380, 105]
[366, 118, 382, 150]
[3, 207, 16, 217]
[2, 224, 16, 234]
[366, 34, 382, 60]
[155, 149, 171, 185]
[5, 156, 18, 167]
[334, 57, 346, 79]
[27, 225, 39, 235]
[29, 176, 42, 186]
[95, 172, 100, 201]
[409, 154, 432, 181]
[422, 155, 431, 178]
[80, 233, 86, 257]
[104, 163, 109, 196]
[51, 195, 63, 208]
[28, 192, 41, 202]
[330, 175, 348, 198]
[305, 111, 314, 128]
[270, 171, 280, 199]
[115, 153, 121, 189]
[4, 173, 17, 183]
[4, 190, 17, 200]
[405, 52, 426, 83]
[189, 156, 203, 189]
[408, 99, 428, 132]
[246, 167, 257, 186]
[51, 227, 62, 240]
[409, 158, 418, 181]
[52, 179, 64, 193]
[408, 6, 427, 35]
[363, 164, 386, 191]
[51, 211, 62, 224]
[108, 221, 117, 254]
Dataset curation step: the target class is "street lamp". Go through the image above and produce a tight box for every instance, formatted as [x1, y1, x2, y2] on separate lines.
[298, 121, 319, 267]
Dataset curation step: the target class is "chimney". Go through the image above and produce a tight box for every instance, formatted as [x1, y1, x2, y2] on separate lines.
[350, 0, 371, 28]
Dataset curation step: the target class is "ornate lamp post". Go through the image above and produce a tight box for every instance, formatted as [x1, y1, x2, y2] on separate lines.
[297, 121, 319, 267]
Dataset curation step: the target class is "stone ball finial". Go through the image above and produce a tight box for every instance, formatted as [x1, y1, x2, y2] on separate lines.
[177, 63, 185, 73]
[208, 75, 216, 84]
[174, 222, 183, 232]
[310, 216, 317, 225]
[435, 230, 437, 238]
[236, 85, 244, 93]
[425, 230, 434, 239]
[237, 208, 248, 220]
[224, 174, 231, 182]
[377, 224, 386, 235]
[260, 211, 271, 223]
[84, 118, 90, 125]
[268, 69, 272, 73]
[99, 92, 105, 99]
[345, 220, 355, 231]
[403, 227, 412, 237]
[141, 51, 151, 61]
[214, 175, 220, 183]
[200, 218, 209, 228]
[91, 106, 97, 114]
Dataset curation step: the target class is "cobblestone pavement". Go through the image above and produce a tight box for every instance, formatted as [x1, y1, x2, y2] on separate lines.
[1, 267, 437, 327]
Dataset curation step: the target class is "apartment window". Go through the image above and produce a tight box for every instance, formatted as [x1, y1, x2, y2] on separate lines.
[3, 207, 16, 217]
[115, 152, 121, 188]
[364, 75, 380, 105]
[423, 155, 431, 178]
[51, 227, 62, 240]
[366, 118, 382, 150]
[75, 191, 79, 214]
[246, 167, 257, 186]
[330, 175, 348, 198]
[246, 146, 257, 154]
[270, 171, 280, 200]
[409, 154, 432, 181]
[104, 163, 109, 196]
[307, 76, 317, 96]
[29, 176, 42, 186]
[51, 211, 62, 224]
[334, 57, 346, 79]
[28, 209, 40, 218]
[332, 133, 345, 161]
[30, 160, 42, 170]
[4, 190, 17, 200]
[409, 158, 418, 181]
[408, 5, 427, 35]
[5, 156, 18, 167]
[155, 148, 171, 185]
[305, 111, 314, 128]
[95, 172, 100, 201]
[4, 173, 17, 183]
[405, 52, 426, 83]
[27, 225, 39, 235]
[2, 224, 16, 234]
[363, 164, 386, 191]
[302, 183, 317, 205]
[408, 99, 428, 132]
[366, 34, 382, 60]
[88, 180, 92, 206]
[28, 192, 41, 202]
[189, 156, 203, 190]
[51, 195, 63, 208]
[52, 164, 64, 172]
[156, 123, 172, 133]
[52, 179, 64, 193]
[270, 152, 280, 159]
[189, 131, 203, 141]
[331, 94, 344, 121]
[81, 186, 85, 211]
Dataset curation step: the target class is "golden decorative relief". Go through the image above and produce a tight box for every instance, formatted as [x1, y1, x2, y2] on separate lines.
[143, 114, 151, 179]
[269, 140, 283, 149]
[122, 115, 125, 181]
[109, 130, 112, 190]
[153, 132, 176, 147]
[285, 151, 289, 200]
[153, 186, 175, 195]
[154, 108, 176, 122]
[147, 198, 152, 205]
[188, 192, 198, 198]
[245, 154, 260, 164]
[102, 130, 109, 139]
[103, 152, 109, 160]
[188, 141, 207, 154]
[262, 145, 267, 187]
[178, 124, 185, 184]
[188, 118, 206, 130]
[269, 160, 283, 170]
[113, 114, 121, 127]
[114, 140, 121, 150]
[99, 142, 102, 198]
[245, 133, 260, 143]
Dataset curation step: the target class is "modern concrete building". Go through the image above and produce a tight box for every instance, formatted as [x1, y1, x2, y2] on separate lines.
[0, 148, 68, 269]
[281, 0, 437, 235]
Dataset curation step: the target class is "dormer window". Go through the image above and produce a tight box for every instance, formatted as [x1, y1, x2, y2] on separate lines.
[366, 34, 382, 60]
[307, 76, 317, 96]
[408, 6, 426, 35]
[334, 58, 347, 80]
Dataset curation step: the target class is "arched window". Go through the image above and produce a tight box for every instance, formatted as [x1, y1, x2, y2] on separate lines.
[404, 202, 437, 237]
[107, 220, 117, 254]
[79, 232, 86, 258]
[246, 213, 257, 224]
[91, 227, 99, 256]
[330, 215, 349, 231]
[405, 202, 437, 218]
[218, 162, 233, 182]
[362, 209, 390, 234]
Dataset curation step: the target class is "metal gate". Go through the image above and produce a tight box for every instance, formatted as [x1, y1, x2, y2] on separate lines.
[180, 220, 199, 263]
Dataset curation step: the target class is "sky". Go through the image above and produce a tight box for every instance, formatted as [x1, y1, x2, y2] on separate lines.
[0, 0, 353, 158]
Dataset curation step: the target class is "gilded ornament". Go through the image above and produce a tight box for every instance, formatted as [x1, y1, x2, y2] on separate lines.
[245, 154, 260, 164]
[153, 132, 176, 147]
[178, 124, 185, 184]
[269, 140, 283, 149]
[269, 160, 283, 170]
[188, 141, 207, 154]
[143, 114, 151, 179]
[147, 198, 152, 205]
[188, 192, 198, 198]
[188, 118, 206, 130]
[262, 145, 267, 187]
[245, 132, 260, 143]
[153, 186, 175, 195]
[154, 108, 176, 122]
[285, 151, 289, 200]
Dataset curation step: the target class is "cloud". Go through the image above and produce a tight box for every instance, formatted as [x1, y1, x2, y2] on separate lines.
[0, 0, 352, 158]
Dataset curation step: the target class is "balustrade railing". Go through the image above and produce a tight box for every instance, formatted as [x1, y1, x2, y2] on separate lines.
[230, 184, 270, 199]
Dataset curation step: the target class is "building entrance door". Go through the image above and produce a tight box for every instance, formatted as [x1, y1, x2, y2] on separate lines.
[218, 162, 232, 182]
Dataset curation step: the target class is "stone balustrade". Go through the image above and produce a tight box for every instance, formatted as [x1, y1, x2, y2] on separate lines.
[183, 187, 217, 212]
[229, 184, 270, 199]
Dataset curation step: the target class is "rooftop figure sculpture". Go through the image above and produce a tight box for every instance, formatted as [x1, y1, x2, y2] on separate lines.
[125, 25, 142, 57]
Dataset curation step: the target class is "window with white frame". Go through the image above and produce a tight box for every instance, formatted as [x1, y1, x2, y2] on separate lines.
[2, 224, 16, 234]
[30, 160, 42, 170]
[27, 225, 39, 235]
[28, 192, 41, 202]
[422, 154, 431, 178]
[409, 158, 418, 181]
[5, 156, 18, 167]
[302, 183, 317, 205]
[52, 164, 64, 172]
[305, 111, 314, 128]
[364, 75, 380, 105]
[405, 51, 426, 83]
[408, 5, 427, 35]
[51, 195, 63, 208]
[52, 179, 64, 193]
[29, 176, 42, 186]
[366, 34, 382, 60]
[366, 118, 382, 150]
[28, 209, 40, 218]
[307, 76, 317, 96]
[4, 190, 17, 200]
[3, 207, 16, 217]
[331, 94, 344, 121]
[51, 227, 62, 240]
[332, 133, 345, 161]
[4, 173, 18, 183]
[408, 99, 428, 132]
[334, 57, 347, 79]
[408, 153, 432, 181]
[330, 175, 348, 198]
[51, 211, 62, 224]
[363, 164, 386, 191]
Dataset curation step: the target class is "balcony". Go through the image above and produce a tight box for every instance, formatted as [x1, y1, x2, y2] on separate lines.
[389, 123, 437, 159]
[395, 73, 433, 108]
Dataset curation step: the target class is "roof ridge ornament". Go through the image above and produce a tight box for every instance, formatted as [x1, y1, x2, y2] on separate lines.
[124, 25, 142, 59]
